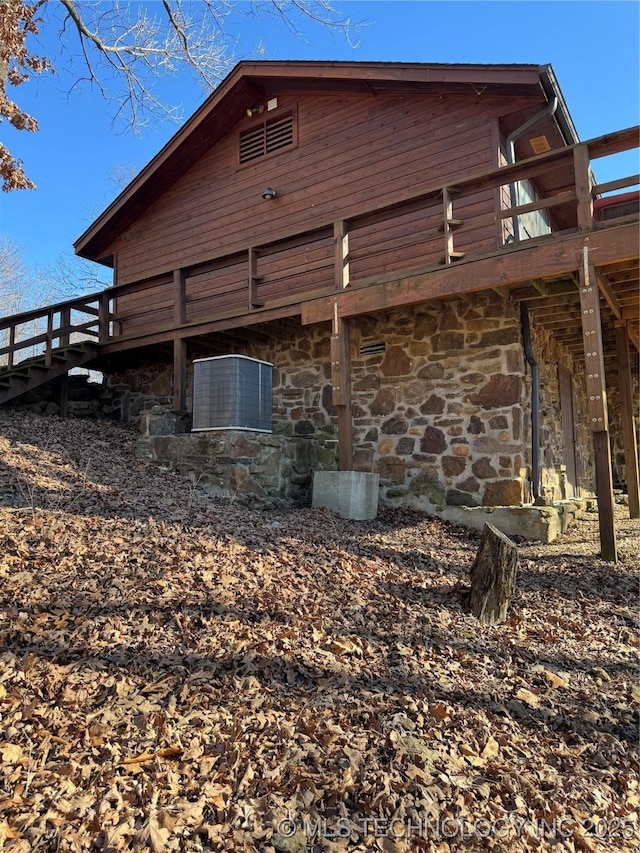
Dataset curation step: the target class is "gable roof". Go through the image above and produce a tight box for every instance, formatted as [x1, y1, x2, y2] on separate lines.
[74, 60, 578, 264]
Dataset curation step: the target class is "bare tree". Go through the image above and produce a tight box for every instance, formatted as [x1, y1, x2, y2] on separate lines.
[1, 0, 355, 191]
[0, 235, 30, 314]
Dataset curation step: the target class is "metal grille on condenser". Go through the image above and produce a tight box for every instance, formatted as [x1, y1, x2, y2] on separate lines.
[239, 114, 294, 164]
[192, 356, 273, 432]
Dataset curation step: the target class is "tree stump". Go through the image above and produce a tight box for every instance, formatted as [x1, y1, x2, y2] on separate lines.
[469, 523, 518, 625]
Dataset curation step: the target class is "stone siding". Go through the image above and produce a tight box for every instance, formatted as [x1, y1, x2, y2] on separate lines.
[104, 292, 633, 512]
[105, 359, 174, 425]
[242, 294, 530, 510]
[136, 427, 337, 505]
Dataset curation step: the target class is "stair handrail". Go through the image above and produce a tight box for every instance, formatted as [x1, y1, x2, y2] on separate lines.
[0, 291, 112, 369]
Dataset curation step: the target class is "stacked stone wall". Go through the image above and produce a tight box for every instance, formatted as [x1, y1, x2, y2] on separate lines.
[102, 292, 621, 510]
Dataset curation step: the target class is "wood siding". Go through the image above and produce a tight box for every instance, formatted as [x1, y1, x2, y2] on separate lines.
[110, 91, 534, 335]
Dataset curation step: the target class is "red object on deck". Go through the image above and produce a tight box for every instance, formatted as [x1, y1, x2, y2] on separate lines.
[593, 190, 640, 222]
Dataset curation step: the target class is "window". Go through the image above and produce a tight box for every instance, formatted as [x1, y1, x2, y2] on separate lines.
[239, 112, 295, 164]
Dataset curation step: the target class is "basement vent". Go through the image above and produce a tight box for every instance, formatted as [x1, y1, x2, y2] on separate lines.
[192, 355, 272, 433]
[239, 113, 295, 164]
[360, 341, 386, 356]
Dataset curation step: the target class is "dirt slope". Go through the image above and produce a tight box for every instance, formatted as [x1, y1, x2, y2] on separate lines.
[0, 409, 638, 852]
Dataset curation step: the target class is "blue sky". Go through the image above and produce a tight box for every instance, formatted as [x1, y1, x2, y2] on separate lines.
[1, 0, 639, 298]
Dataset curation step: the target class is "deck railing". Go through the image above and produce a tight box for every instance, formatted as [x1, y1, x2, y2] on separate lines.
[1, 125, 637, 365]
[0, 291, 113, 369]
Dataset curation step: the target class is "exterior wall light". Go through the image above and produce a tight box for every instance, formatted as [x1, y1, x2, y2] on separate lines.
[262, 187, 277, 200]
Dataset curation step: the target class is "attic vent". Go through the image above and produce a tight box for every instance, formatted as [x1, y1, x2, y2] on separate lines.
[360, 341, 386, 356]
[239, 113, 295, 164]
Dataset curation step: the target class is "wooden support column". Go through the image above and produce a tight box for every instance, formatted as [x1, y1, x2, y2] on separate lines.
[330, 299, 352, 471]
[58, 375, 69, 418]
[615, 320, 640, 518]
[172, 335, 187, 414]
[579, 247, 617, 560]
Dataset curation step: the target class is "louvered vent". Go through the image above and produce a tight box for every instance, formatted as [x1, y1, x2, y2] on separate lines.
[360, 341, 386, 356]
[239, 113, 294, 164]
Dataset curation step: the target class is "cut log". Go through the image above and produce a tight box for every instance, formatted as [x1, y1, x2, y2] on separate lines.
[469, 523, 518, 625]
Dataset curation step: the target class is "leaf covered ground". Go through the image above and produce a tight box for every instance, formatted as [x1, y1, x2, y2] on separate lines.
[0, 409, 638, 852]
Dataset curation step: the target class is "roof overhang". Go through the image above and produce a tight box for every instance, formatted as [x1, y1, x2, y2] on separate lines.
[74, 60, 577, 265]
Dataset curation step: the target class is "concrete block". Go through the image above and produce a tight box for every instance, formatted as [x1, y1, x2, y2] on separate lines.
[312, 471, 380, 520]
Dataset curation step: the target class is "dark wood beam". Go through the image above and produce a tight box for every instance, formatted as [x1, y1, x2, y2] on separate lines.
[593, 432, 618, 561]
[172, 336, 187, 413]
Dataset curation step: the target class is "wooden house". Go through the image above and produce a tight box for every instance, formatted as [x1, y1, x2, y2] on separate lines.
[1, 61, 638, 557]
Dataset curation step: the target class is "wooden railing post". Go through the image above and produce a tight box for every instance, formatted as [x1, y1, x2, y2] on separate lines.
[574, 143, 593, 230]
[98, 293, 110, 343]
[248, 248, 264, 309]
[7, 325, 15, 369]
[174, 268, 186, 325]
[441, 188, 464, 263]
[45, 310, 53, 367]
[60, 307, 71, 348]
[334, 220, 350, 289]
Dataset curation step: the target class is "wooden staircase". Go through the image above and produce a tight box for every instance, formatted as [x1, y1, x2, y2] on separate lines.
[0, 341, 99, 406]
[0, 291, 113, 408]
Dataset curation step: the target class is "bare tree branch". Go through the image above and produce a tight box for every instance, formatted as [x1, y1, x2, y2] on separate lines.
[1, 0, 358, 188]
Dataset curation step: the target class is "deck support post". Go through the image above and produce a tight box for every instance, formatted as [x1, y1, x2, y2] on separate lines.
[330, 299, 352, 471]
[172, 336, 187, 414]
[579, 247, 617, 560]
[58, 374, 69, 418]
[614, 320, 640, 518]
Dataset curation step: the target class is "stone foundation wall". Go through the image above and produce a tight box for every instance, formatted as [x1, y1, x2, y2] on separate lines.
[136, 427, 337, 505]
[103, 291, 625, 512]
[241, 294, 530, 510]
[104, 359, 174, 425]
